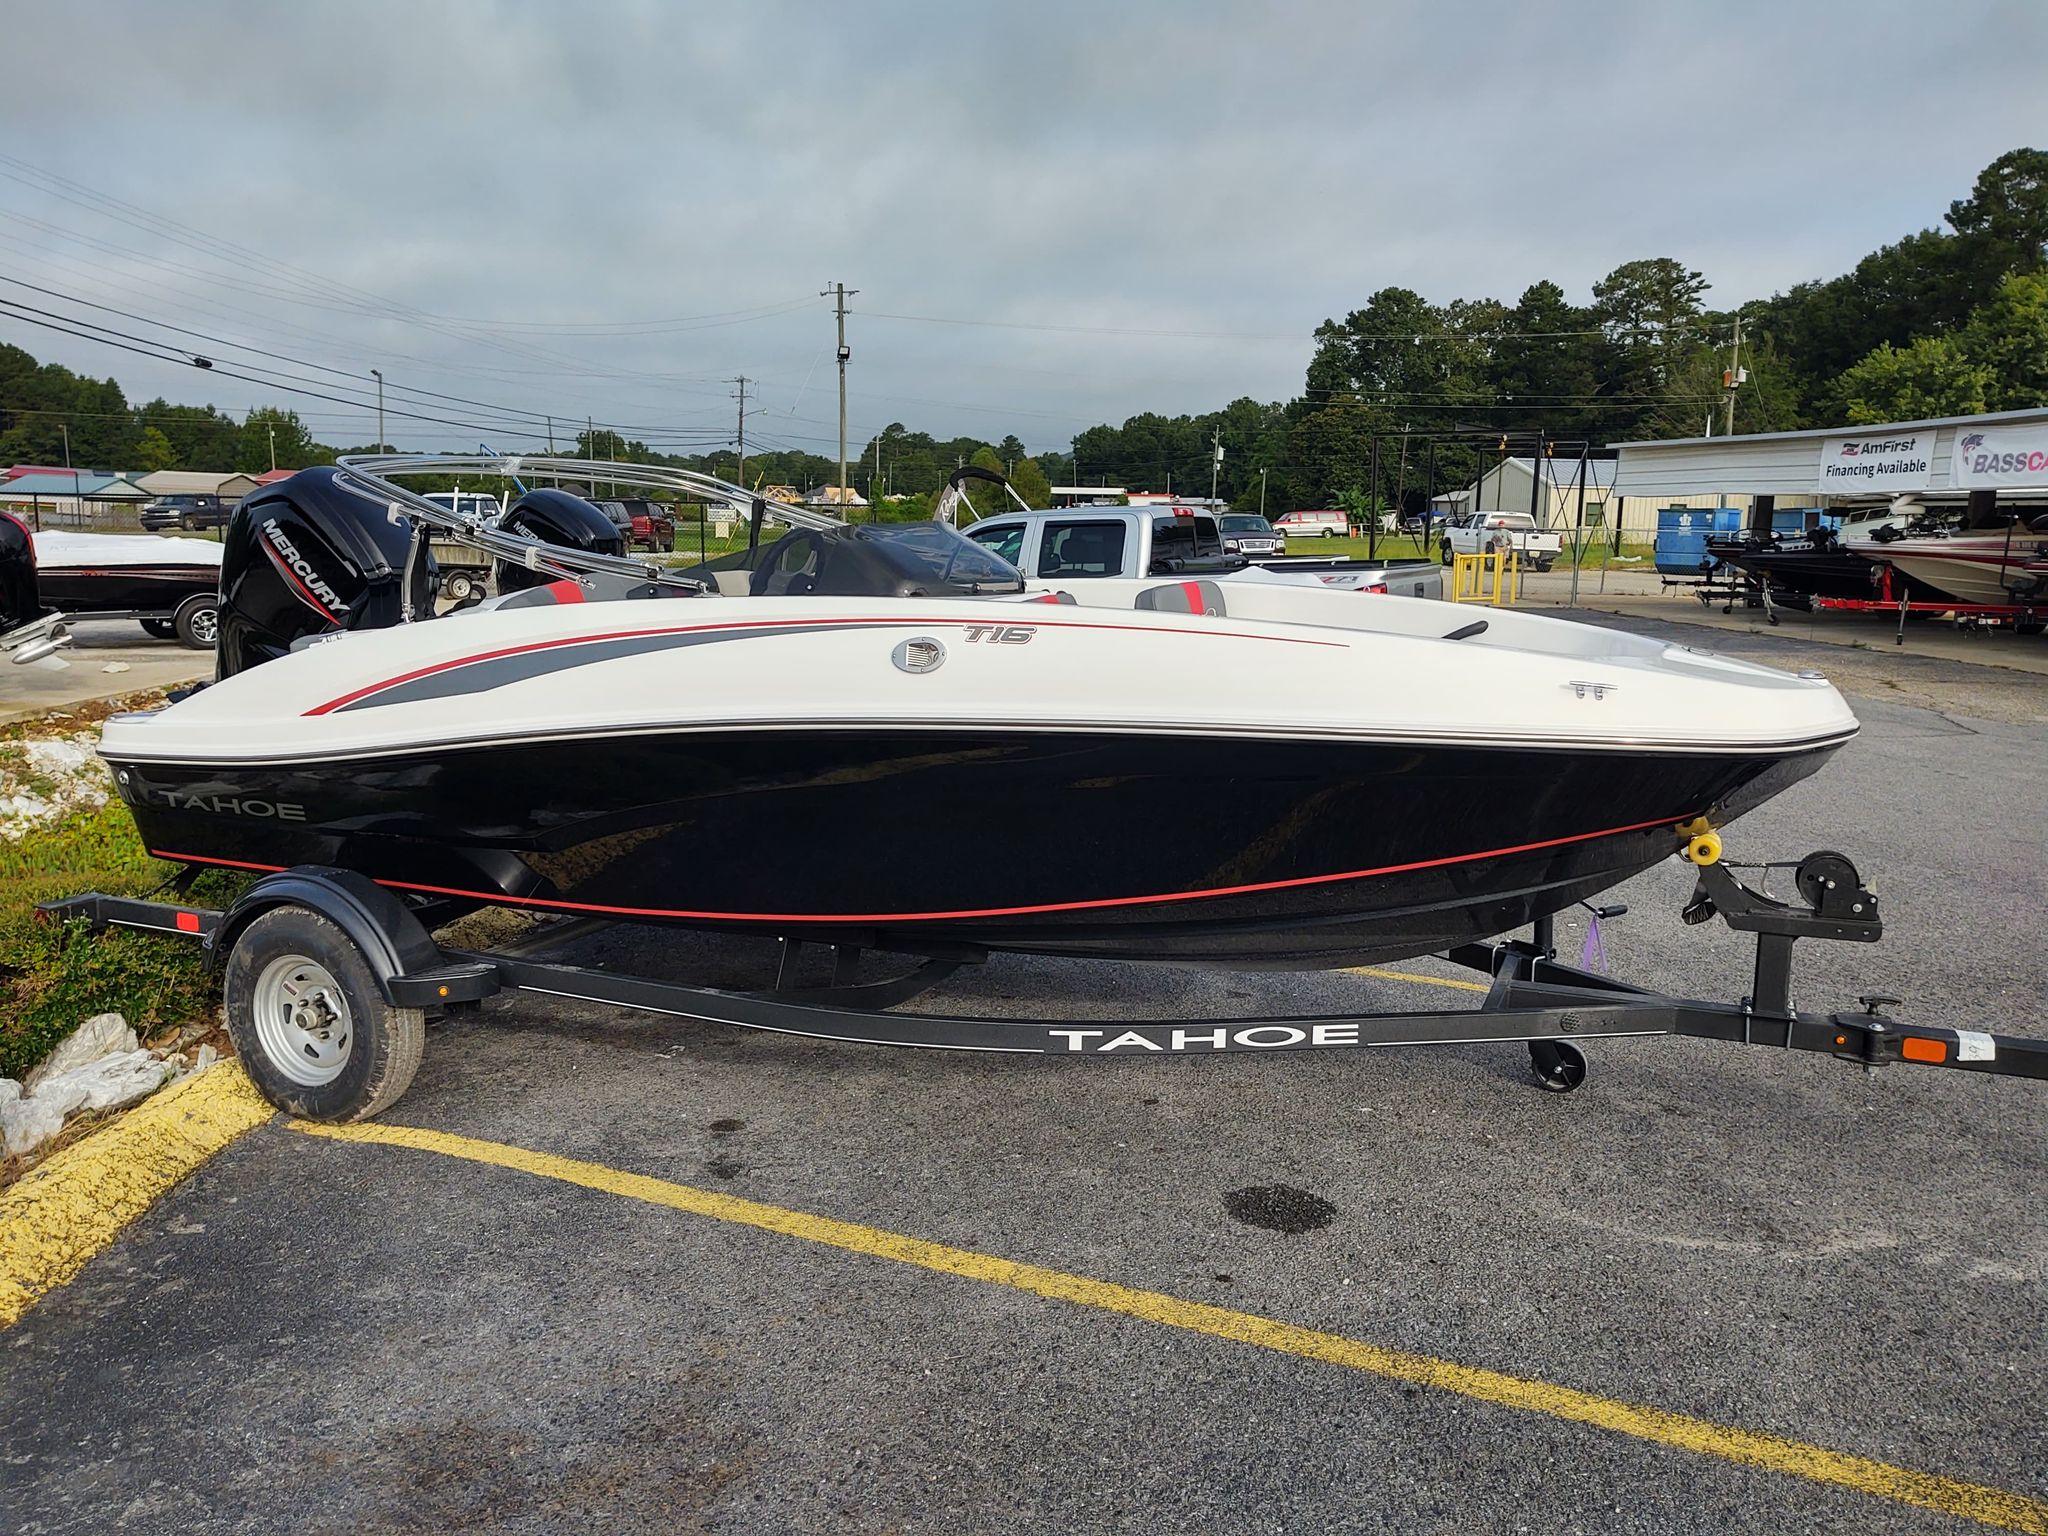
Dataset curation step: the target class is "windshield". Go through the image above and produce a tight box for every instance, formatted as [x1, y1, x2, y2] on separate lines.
[1220, 515, 1271, 534]
[861, 522, 1023, 590]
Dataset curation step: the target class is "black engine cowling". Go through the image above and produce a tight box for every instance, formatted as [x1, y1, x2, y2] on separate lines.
[493, 489, 624, 594]
[0, 510, 43, 635]
[216, 466, 433, 679]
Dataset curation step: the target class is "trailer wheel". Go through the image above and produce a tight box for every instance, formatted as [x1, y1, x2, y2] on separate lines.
[1439, 542, 1453, 565]
[172, 594, 218, 649]
[1528, 1039, 1587, 1093]
[140, 618, 176, 640]
[223, 907, 425, 1121]
[442, 569, 480, 604]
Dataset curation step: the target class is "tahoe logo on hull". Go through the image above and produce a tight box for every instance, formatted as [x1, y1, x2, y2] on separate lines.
[262, 519, 349, 616]
[129, 784, 307, 820]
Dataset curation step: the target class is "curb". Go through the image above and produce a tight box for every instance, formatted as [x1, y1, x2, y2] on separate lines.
[0, 1062, 272, 1328]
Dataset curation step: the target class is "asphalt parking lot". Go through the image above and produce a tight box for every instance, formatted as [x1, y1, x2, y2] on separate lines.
[0, 621, 207, 723]
[4, 611, 2045, 1534]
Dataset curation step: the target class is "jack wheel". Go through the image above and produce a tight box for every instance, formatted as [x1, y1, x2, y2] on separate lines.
[1528, 1039, 1587, 1093]
[1685, 830, 1723, 866]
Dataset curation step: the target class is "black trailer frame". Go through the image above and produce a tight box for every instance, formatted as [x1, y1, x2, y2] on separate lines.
[38, 850, 2048, 1109]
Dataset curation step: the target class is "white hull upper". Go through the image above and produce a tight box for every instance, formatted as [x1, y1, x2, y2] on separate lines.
[31, 531, 224, 572]
[101, 580, 1857, 767]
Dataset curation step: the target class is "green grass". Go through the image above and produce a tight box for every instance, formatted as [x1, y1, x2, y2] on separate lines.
[1278, 533, 1655, 570]
[0, 799, 241, 1079]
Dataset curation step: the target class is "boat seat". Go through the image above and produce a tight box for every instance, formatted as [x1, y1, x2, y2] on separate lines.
[1134, 579, 1227, 617]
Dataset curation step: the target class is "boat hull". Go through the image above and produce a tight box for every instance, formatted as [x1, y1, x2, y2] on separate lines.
[1845, 534, 2048, 606]
[109, 726, 1842, 967]
[36, 563, 218, 616]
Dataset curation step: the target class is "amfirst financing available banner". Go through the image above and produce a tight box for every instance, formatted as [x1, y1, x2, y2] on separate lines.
[1948, 422, 2048, 489]
[1818, 433, 1933, 495]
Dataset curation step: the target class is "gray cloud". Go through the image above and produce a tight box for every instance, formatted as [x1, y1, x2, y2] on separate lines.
[2, 0, 2041, 453]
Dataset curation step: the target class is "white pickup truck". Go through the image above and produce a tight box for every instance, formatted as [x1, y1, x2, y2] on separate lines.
[962, 507, 1441, 598]
[1439, 511, 1561, 572]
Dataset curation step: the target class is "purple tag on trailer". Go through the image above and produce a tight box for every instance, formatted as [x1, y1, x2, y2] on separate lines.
[1580, 914, 1608, 974]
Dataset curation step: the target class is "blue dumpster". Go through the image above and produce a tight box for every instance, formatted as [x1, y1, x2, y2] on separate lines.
[1654, 507, 1745, 577]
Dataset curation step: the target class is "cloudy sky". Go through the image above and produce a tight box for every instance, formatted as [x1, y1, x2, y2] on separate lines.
[1, 0, 2041, 457]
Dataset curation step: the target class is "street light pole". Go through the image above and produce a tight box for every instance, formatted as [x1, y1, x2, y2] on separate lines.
[268, 425, 276, 473]
[1259, 467, 1268, 518]
[370, 369, 385, 453]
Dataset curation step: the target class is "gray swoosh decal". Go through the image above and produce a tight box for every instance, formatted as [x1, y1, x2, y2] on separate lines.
[337, 622, 892, 712]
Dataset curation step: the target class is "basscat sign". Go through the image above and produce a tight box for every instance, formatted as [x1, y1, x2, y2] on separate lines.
[1949, 422, 2048, 490]
[1818, 433, 1932, 495]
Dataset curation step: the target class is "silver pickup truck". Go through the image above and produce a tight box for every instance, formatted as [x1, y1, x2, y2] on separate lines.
[962, 507, 1441, 598]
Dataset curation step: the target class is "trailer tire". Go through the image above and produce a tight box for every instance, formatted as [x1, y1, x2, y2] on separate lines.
[442, 569, 480, 604]
[172, 594, 218, 649]
[223, 906, 425, 1121]
[1440, 542, 1453, 565]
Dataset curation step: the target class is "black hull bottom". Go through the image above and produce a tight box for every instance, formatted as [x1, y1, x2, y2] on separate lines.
[111, 729, 1841, 968]
[39, 568, 217, 618]
[1706, 544, 1943, 606]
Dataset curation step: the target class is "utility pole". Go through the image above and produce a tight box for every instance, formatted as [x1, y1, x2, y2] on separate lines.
[268, 424, 277, 473]
[1209, 426, 1223, 510]
[1258, 467, 1268, 518]
[1722, 314, 1744, 438]
[59, 422, 69, 469]
[731, 375, 750, 493]
[823, 281, 857, 516]
[370, 369, 385, 453]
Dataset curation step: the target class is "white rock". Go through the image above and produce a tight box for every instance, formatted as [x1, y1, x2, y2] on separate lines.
[24, 1012, 136, 1091]
[0, 1078, 19, 1109]
[101, 661, 131, 674]
[191, 1044, 218, 1074]
[1, 1095, 67, 1158]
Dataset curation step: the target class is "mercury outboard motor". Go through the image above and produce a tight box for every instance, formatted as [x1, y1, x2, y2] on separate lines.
[215, 466, 433, 680]
[492, 489, 625, 594]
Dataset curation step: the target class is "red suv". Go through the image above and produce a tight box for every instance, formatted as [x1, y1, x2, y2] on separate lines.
[595, 498, 676, 553]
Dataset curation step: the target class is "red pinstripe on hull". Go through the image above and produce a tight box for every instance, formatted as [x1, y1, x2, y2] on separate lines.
[303, 612, 1344, 716]
[145, 809, 1689, 924]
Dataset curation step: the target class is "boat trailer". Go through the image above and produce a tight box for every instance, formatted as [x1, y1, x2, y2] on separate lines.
[39, 849, 2048, 1118]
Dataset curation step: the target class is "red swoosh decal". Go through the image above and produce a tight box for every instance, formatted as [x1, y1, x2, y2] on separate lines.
[303, 613, 1346, 716]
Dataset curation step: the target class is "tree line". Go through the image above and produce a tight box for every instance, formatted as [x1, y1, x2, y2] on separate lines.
[2, 148, 2040, 519]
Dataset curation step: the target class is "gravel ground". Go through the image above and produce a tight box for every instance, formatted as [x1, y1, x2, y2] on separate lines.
[2, 615, 2042, 1535]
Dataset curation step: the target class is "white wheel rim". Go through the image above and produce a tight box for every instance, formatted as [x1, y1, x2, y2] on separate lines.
[252, 953, 353, 1086]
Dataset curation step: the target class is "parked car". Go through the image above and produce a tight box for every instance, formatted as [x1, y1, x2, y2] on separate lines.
[594, 498, 676, 552]
[139, 493, 230, 532]
[1219, 513, 1285, 557]
[1440, 511, 1562, 572]
[961, 508, 1439, 596]
[1272, 509, 1348, 540]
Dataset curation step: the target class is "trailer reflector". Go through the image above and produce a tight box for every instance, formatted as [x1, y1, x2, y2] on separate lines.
[175, 911, 201, 933]
[1901, 1037, 1948, 1064]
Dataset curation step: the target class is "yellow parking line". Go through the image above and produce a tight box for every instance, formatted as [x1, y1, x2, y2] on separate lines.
[1343, 964, 1491, 993]
[294, 1118, 2047, 1533]
[1, 1064, 273, 1328]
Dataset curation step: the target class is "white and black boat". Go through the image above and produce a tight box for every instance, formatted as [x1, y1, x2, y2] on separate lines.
[29, 530, 222, 648]
[92, 456, 1861, 970]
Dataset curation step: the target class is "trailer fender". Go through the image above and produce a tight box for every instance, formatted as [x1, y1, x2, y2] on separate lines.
[212, 866, 498, 1008]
